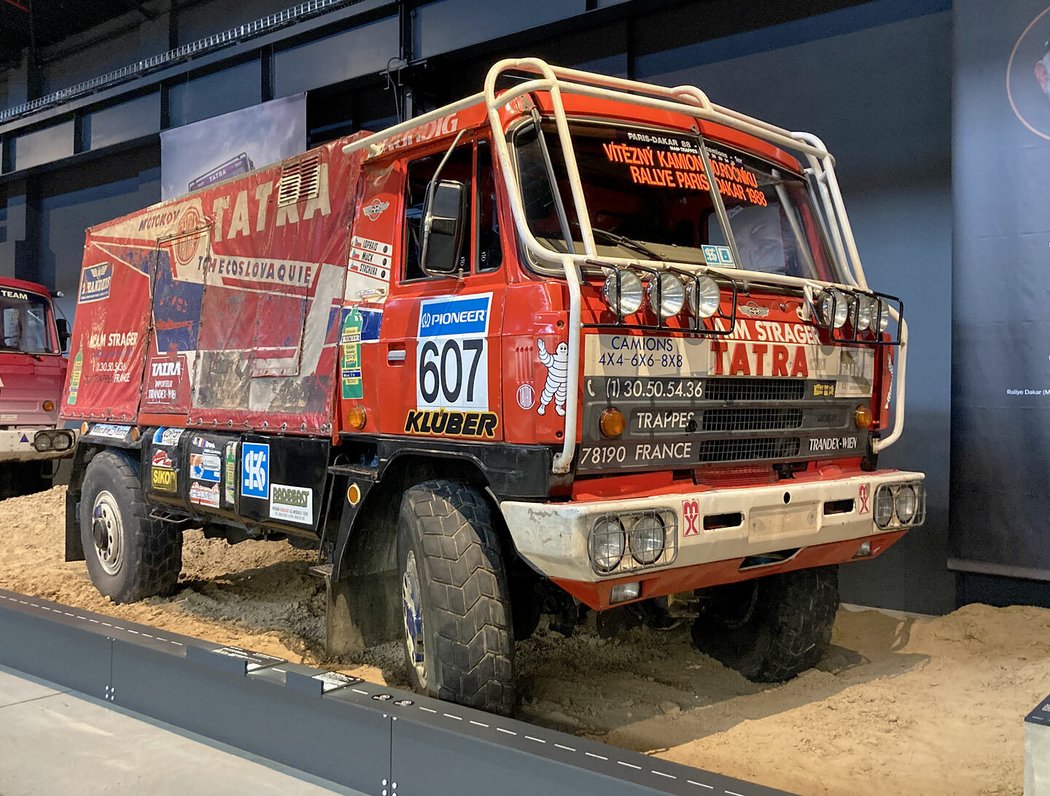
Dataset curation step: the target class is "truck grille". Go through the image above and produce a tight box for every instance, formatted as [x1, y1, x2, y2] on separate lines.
[701, 408, 804, 433]
[696, 437, 802, 464]
[704, 378, 806, 402]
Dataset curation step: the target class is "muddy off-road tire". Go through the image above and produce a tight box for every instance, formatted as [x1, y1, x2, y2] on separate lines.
[397, 480, 515, 715]
[80, 451, 182, 602]
[691, 566, 839, 682]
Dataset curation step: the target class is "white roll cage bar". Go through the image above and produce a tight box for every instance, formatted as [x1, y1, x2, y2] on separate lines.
[345, 58, 907, 474]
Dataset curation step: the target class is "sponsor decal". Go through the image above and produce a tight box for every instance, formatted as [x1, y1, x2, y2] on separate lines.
[813, 382, 835, 398]
[363, 198, 389, 221]
[67, 349, 83, 405]
[151, 466, 177, 492]
[144, 355, 188, 407]
[348, 236, 391, 280]
[537, 339, 568, 417]
[634, 409, 697, 433]
[189, 481, 220, 508]
[416, 294, 492, 411]
[577, 440, 694, 472]
[739, 301, 770, 318]
[0, 288, 30, 301]
[191, 436, 217, 451]
[682, 499, 701, 537]
[190, 452, 221, 483]
[151, 449, 173, 469]
[78, 263, 112, 303]
[702, 244, 735, 266]
[241, 443, 270, 499]
[86, 424, 131, 440]
[152, 427, 186, 447]
[270, 483, 313, 525]
[404, 409, 499, 439]
[808, 436, 859, 453]
[586, 334, 708, 380]
[858, 483, 871, 515]
[341, 307, 363, 400]
[223, 442, 237, 506]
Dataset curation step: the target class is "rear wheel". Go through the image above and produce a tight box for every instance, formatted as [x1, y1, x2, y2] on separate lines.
[691, 566, 839, 682]
[397, 479, 515, 715]
[80, 450, 182, 602]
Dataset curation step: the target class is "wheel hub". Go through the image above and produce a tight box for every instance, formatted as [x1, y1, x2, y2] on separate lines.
[401, 550, 426, 687]
[91, 490, 124, 576]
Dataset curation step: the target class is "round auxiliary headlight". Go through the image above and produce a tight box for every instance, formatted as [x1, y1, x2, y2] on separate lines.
[603, 271, 644, 316]
[879, 301, 891, 333]
[687, 275, 721, 319]
[895, 484, 918, 525]
[820, 289, 849, 329]
[53, 432, 72, 451]
[590, 517, 626, 573]
[629, 514, 665, 565]
[647, 273, 686, 318]
[33, 432, 53, 452]
[852, 296, 875, 331]
[873, 487, 895, 529]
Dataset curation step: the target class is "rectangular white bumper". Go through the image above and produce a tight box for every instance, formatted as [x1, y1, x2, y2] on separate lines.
[500, 470, 925, 582]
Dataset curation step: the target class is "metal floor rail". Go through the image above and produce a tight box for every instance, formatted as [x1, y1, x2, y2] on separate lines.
[0, 588, 786, 796]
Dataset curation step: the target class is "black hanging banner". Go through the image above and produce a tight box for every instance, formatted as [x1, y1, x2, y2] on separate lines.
[952, 0, 1050, 579]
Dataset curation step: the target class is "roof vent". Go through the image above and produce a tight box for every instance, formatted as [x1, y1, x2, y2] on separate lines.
[277, 153, 321, 207]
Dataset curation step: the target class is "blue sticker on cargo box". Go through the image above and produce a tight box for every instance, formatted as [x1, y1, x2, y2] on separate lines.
[241, 442, 269, 499]
[79, 263, 113, 303]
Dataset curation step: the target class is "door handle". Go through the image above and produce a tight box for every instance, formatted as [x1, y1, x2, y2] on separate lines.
[387, 344, 406, 365]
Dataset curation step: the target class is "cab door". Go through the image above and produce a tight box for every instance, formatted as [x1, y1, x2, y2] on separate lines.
[378, 136, 507, 443]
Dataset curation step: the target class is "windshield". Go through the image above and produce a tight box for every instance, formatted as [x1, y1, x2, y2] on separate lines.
[514, 121, 843, 282]
[0, 287, 56, 354]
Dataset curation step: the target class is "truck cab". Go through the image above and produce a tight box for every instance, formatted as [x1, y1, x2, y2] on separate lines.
[0, 278, 74, 497]
[62, 59, 924, 716]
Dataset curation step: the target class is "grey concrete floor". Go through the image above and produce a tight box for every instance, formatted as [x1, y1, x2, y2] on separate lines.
[0, 665, 362, 795]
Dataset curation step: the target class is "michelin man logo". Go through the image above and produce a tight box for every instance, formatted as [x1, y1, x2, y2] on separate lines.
[537, 339, 568, 416]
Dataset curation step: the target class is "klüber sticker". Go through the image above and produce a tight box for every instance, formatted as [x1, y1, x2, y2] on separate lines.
[151, 466, 177, 492]
[241, 443, 269, 499]
[537, 339, 568, 417]
[341, 307, 363, 400]
[223, 442, 237, 506]
[189, 481, 220, 508]
[416, 294, 491, 411]
[682, 499, 701, 537]
[153, 427, 186, 447]
[87, 424, 131, 440]
[404, 409, 498, 438]
[270, 483, 313, 525]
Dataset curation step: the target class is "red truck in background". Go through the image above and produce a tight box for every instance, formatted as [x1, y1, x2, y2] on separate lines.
[0, 277, 75, 498]
[60, 59, 925, 715]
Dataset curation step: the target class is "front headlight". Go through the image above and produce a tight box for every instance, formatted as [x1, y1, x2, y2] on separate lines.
[895, 485, 918, 524]
[590, 517, 626, 573]
[603, 271, 644, 315]
[687, 275, 721, 318]
[874, 486, 894, 529]
[628, 514, 665, 565]
[648, 273, 685, 317]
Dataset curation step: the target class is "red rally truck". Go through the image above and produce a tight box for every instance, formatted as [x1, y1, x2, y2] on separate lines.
[61, 59, 925, 715]
[0, 277, 75, 497]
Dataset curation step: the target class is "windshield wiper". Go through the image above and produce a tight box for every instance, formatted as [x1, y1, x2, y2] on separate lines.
[574, 223, 663, 261]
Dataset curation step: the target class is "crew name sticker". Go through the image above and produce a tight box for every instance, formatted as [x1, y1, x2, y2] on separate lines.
[416, 293, 491, 411]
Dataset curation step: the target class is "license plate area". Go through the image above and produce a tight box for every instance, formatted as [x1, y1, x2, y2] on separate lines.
[748, 502, 819, 539]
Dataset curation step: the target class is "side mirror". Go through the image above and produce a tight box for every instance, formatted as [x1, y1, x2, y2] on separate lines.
[421, 179, 467, 275]
[55, 318, 70, 352]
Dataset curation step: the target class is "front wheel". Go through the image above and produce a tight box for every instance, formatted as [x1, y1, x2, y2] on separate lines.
[397, 480, 515, 715]
[691, 566, 839, 682]
[80, 450, 183, 603]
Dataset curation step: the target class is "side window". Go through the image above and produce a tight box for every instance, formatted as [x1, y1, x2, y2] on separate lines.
[404, 145, 473, 280]
[476, 141, 502, 273]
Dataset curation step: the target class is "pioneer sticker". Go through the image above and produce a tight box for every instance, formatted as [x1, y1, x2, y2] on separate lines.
[416, 293, 492, 411]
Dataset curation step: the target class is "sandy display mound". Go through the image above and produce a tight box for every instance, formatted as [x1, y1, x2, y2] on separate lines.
[1, 487, 1046, 795]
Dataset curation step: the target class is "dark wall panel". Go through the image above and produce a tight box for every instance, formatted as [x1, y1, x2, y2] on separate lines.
[38, 144, 160, 314]
[175, 0, 293, 45]
[12, 122, 75, 172]
[168, 60, 262, 128]
[415, 0, 588, 58]
[41, 23, 165, 96]
[84, 93, 162, 151]
[274, 16, 399, 97]
[639, 8, 954, 613]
